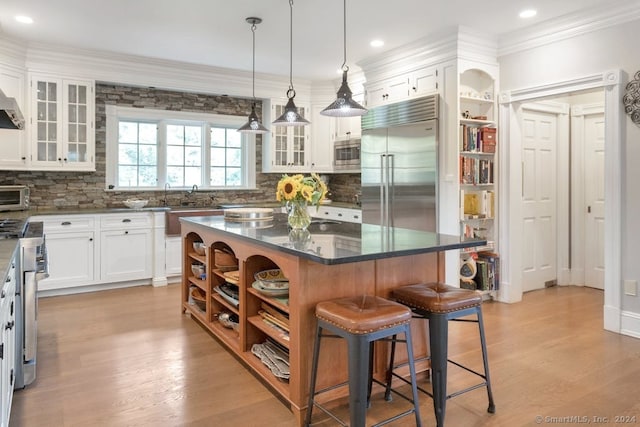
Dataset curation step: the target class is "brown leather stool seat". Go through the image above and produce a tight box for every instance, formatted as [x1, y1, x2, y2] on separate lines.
[386, 283, 495, 427]
[393, 282, 482, 313]
[305, 295, 422, 427]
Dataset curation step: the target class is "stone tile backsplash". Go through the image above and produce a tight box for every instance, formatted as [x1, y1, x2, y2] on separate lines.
[0, 83, 360, 210]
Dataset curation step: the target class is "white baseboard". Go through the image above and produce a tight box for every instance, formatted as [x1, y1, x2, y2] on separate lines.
[620, 310, 640, 339]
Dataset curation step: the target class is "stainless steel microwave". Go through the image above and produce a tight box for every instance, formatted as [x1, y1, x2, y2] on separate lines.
[0, 185, 30, 211]
[334, 139, 360, 170]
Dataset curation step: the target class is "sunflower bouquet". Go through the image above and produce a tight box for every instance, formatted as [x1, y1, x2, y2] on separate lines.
[276, 173, 328, 208]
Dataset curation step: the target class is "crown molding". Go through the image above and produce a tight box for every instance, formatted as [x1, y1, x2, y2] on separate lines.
[498, 1, 640, 56]
[21, 41, 312, 101]
[0, 35, 27, 68]
[357, 26, 497, 83]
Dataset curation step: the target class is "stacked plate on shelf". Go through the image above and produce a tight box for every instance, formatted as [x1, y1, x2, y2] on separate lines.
[214, 283, 239, 307]
[251, 340, 290, 381]
[252, 269, 289, 297]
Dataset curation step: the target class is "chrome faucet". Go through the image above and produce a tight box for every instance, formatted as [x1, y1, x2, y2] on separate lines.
[188, 184, 198, 195]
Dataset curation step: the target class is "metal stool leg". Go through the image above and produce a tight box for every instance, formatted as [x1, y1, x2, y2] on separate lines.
[304, 323, 323, 426]
[347, 333, 370, 427]
[383, 334, 398, 401]
[477, 307, 496, 413]
[404, 324, 423, 427]
[429, 313, 448, 427]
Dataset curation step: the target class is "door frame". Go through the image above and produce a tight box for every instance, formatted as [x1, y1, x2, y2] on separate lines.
[498, 69, 624, 334]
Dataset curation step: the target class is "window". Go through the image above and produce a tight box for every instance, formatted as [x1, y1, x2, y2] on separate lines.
[106, 106, 256, 190]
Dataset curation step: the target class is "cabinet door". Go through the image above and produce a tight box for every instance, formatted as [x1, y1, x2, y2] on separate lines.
[63, 80, 94, 169]
[31, 78, 62, 167]
[366, 76, 409, 108]
[309, 103, 334, 172]
[100, 229, 153, 282]
[37, 231, 95, 291]
[410, 67, 438, 98]
[0, 66, 28, 169]
[0, 267, 16, 427]
[165, 236, 182, 276]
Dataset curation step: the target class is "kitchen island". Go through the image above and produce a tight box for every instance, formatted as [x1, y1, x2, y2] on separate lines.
[179, 214, 484, 425]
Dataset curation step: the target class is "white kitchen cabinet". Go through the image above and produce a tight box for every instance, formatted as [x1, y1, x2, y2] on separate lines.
[35, 216, 96, 291]
[309, 103, 335, 172]
[365, 66, 438, 108]
[29, 74, 95, 171]
[310, 206, 362, 223]
[0, 260, 16, 427]
[0, 64, 28, 170]
[262, 99, 311, 173]
[100, 228, 152, 282]
[165, 236, 182, 277]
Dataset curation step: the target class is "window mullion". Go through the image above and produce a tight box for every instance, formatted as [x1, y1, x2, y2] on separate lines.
[157, 121, 168, 188]
[204, 123, 211, 188]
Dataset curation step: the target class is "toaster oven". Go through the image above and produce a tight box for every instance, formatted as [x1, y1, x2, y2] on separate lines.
[0, 185, 30, 211]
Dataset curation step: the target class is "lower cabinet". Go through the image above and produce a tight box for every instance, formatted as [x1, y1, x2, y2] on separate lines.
[38, 231, 95, 291]
[0, 260, 16, 427]
[31, 212, 159, 293]
[100, 228, 152, 283]
[165, 236, 182, 277]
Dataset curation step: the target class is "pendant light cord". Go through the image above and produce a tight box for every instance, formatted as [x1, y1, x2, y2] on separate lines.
[251, 22, 257, 101]
[288, 0, 294, 95]
[341, 0, 348, 72]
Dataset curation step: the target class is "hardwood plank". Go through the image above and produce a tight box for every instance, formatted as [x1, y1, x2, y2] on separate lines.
[10, 285, 640, 426]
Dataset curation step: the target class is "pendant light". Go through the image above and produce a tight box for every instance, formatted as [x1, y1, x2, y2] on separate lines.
[238, 17, 269, 133]
[272, 0, 310, 126]
[321, 0, 367, 117]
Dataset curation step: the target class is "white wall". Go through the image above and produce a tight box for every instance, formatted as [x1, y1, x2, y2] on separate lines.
[499, 19, 640, 315]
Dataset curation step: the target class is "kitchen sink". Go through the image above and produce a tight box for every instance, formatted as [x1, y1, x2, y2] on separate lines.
[165, 208, 224, 235]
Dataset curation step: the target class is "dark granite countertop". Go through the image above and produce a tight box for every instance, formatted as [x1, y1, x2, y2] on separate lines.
[181, 213, 485, 265]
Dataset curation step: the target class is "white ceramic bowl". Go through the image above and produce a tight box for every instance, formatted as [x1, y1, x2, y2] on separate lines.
[123, 199, 148, 209]
[191, 263, 205, 278]
[193, 242, 206, 255]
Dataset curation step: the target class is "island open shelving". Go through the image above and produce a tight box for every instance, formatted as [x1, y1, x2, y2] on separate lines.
[179, 214, 485, 426]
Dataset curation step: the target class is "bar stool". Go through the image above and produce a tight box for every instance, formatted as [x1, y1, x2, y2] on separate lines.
[385, 283, 495, 427]
[304, 295, 422, 427]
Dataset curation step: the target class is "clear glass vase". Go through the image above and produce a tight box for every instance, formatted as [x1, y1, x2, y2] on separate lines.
[287, 200, 311, 231]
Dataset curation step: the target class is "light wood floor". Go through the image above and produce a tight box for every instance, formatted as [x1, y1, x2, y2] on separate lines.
[10, 284, 640, 426]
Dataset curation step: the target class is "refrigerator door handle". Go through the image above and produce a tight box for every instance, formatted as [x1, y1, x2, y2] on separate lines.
[379, 154, 386, 226]
[387, 154, 394, 226]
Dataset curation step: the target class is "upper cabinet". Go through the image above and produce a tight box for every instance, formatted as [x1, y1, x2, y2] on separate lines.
[0, 65, 28, 170]
[262, 99, 310, 173]
[364, 66, 438, 108]
[28, 74, 95, 171]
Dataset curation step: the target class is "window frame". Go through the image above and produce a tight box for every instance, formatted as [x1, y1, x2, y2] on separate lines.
[105, 105, 256, 191]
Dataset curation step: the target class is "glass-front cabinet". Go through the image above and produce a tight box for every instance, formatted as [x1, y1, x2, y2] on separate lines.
[262, 100, 310, 173]
[30, 74, 95, 171]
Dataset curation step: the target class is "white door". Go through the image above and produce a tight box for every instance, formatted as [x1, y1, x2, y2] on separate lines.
[521, 109, 558, 292]
[583, 109, 606, 289]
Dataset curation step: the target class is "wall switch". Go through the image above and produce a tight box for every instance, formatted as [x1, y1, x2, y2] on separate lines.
[624, 280, 637, 296]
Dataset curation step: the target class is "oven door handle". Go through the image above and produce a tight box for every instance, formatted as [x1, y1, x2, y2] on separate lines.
[23, 271, 38, 362]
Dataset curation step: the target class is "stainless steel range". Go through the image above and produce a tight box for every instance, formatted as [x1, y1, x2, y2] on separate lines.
[1, 218, 48, 388]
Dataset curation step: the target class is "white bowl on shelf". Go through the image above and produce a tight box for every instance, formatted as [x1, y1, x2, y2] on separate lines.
[123, 199, 148, 209]
[193, 242, 206, 255]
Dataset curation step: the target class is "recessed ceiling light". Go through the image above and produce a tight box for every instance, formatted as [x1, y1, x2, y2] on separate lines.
[519, 9, 537, 19]
[15, 15, 34, 24]
[370, 39, 384, 48]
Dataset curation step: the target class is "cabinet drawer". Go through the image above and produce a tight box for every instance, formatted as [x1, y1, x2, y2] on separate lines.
[32, 215, 95, 232]
[312, 207, 362, 223]
[100, 213, 152, 229]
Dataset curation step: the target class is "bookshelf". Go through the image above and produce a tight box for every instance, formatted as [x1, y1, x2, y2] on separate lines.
[458, 68, 499, 293]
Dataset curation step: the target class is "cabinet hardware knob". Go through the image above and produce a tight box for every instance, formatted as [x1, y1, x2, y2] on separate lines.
[21, 157, 26, 161]
[122, 219, 132, 223]
[125, 231, 129, 234]
[89, 238, 93, 241]
[61, 221, 72, 226]
[5, 321, 14, 330]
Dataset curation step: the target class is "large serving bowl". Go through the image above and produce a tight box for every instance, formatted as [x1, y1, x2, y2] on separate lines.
[254, 269, 289, 290]
[214, 249, 238, 271]
[192, 242, 206, 255]
[123, 199, 148, 209]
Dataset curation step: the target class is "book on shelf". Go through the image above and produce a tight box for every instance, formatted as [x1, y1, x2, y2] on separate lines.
[477, 251, 500, 291]
[460, 157, 494, 185]
[461, 189, 495, 219]
[459, 124, 497, 153]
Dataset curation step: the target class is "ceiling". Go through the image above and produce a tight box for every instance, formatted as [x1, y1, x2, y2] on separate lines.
[0, 0, 627, 82]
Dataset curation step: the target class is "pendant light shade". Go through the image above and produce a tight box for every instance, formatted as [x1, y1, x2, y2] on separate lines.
[321, 0, 367, 117]
[273, 0, 310, 126]
[238, 17, 269, 134]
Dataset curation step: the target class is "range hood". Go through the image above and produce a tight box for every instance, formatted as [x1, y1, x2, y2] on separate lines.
[0, 89, 25, 130]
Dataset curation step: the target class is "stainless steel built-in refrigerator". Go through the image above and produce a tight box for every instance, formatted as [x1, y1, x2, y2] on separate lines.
[361, 95, 438, 232]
